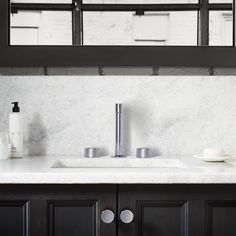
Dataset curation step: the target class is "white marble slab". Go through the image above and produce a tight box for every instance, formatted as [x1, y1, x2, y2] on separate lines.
[1, 76, 236, 157]
[0, 156, 236, 184]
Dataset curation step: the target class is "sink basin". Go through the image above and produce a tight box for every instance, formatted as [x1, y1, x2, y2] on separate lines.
[51, 157, 186, 168]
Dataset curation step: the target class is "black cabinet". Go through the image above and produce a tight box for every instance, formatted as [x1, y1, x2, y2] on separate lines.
[0, 185, 116, 236]
[0, 184, 236, 236]
[118, 185, 189, 236]
[119, 185, 236, 236]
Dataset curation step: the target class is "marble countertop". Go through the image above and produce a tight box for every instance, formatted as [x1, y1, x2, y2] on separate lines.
[0, 155, 236, 184]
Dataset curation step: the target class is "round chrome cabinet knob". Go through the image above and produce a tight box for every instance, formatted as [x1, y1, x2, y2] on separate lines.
[101, 209, 115, 224]
[120, 210, 134, 224]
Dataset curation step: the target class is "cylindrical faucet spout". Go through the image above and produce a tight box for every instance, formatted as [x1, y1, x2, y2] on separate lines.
[115, 104, 125, 157]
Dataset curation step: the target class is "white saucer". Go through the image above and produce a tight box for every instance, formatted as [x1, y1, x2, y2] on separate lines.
[193, 155, 229, 162]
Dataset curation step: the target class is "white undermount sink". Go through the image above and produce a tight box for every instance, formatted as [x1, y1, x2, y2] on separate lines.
[51, 157, 186, 168]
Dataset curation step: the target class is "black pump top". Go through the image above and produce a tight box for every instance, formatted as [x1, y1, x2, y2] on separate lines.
[12, 102, 20, 112]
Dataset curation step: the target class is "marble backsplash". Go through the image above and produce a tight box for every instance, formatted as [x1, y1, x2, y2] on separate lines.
[0, 76, 235, 156]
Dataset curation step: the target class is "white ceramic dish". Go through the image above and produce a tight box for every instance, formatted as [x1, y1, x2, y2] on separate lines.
[193, 155, 229, 162]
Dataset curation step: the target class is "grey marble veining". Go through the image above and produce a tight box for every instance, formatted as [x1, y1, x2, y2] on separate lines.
[0, 76, 236, 156]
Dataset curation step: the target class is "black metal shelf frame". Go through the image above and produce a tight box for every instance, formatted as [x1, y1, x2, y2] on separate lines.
[0, 0, 235, 67]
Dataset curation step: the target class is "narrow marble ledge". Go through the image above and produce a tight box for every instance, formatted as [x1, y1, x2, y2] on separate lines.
[0, 156, 236, 184]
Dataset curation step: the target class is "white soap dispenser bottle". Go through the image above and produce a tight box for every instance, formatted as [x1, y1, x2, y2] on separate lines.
[9, 102, 23, 158]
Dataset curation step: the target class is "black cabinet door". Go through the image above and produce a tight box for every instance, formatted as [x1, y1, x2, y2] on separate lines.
[0, 185, 117, 236]
[0, 200, 28, 236]
[118, 185, 193, 236]
[118, 185, 236, 236]
[203, 186, 236, 236]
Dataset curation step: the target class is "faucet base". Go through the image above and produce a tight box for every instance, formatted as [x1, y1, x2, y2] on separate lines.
[112, 155, 126, 158]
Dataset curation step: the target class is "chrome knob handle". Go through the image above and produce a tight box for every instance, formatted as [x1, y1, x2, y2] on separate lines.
[101, 209, 115, 224]
[120, 210, 134, 224]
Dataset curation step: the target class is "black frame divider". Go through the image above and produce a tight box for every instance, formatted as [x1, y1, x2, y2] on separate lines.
[0, 0, 235, 67]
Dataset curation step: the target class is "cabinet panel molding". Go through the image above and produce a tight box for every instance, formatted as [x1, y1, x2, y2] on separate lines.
[0, 201, 29, 236]
[48, 200, 98, 236]
[206, 201, 236, 236]
[136, 200, 188, 236]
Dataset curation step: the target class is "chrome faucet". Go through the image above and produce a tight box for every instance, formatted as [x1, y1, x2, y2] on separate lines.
[115, 104, 125, 157]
